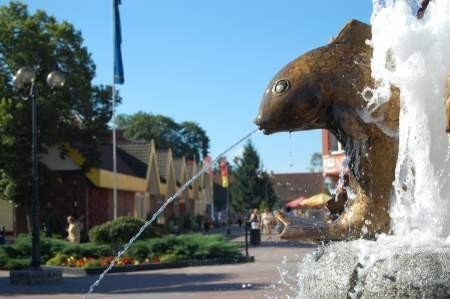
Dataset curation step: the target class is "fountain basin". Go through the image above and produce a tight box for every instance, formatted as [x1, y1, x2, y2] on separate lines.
[298, 241, 450, 298]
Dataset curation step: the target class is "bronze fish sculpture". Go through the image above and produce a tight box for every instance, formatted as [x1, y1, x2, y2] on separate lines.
[255, 20, 400, 241]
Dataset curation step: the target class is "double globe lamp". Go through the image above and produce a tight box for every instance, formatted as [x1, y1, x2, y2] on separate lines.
[13, 67, 65, 269]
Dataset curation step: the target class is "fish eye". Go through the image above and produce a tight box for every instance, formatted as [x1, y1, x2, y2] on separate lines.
[273, 79, 290, 95]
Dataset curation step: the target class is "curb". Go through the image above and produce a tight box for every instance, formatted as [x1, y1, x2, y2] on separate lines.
[43, 255, 255, 276]
[9, 268, 63, 285]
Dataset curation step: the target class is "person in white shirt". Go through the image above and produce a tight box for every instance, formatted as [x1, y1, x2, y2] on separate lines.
[260, 208, 274, 240]
[66, 216, 80, 244]
[249, 209, 260, 230]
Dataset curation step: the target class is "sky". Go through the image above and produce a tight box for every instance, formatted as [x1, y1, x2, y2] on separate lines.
[12, 0, 373, 173]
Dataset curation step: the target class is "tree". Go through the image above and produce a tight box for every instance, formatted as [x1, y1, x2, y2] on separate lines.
[0, 2, 116, 206]
[116, 112, 210, 161]
[309, 152, 323, 172]
[230, 140, 277, 212]
[116, 112, 181, 148]
[179, 121, 210, 161]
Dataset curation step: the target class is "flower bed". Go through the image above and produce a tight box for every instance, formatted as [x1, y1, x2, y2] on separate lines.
[46, 254, 138, 268]
[44, 255, 255, 276]
[0, 231, 244, 271]
[0, 234, 112, 270]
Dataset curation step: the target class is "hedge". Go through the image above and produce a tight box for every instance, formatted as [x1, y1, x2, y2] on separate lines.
[89, 217, 161, 245]
[0, 234, 113, 270]
[0, 232, 242, 270]
[127, 234, 241, 262]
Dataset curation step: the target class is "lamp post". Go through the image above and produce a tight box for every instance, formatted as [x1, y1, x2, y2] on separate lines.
[13, 67, 65, 269]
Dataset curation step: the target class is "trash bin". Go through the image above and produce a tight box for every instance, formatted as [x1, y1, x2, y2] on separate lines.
[250, 228, 261, 245]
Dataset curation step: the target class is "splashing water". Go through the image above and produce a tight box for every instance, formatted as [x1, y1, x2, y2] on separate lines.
[370, 0, 450, 239]
[291, 1, 450, 297]
[84, 129, 258, 298]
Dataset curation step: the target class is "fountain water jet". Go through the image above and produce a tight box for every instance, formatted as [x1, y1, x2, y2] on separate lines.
[84, 129, 258, 298]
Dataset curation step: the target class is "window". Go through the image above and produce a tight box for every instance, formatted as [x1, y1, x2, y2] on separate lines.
[329, 133, 344, 153]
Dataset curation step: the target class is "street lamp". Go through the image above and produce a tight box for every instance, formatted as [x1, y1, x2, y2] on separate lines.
[14, 67, 65, 270]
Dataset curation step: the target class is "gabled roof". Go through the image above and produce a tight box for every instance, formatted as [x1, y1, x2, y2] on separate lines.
[173, 157, 186, 186]
[156, 150, 170, 183]
[46, 139, 212, 198]
[65, 143, 147, 192]
[185, 161, 196, 181]
[117, 142, 151, 178]
[118, 142, 151, 164]
[71, 142, 136, 176]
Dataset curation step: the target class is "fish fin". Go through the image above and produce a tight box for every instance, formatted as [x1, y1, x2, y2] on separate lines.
[333, 19, 371, 46]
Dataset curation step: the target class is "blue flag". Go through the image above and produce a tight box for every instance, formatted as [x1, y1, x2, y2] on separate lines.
[114, 0, 124, 84]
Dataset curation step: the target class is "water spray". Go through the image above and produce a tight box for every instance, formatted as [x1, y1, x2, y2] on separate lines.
[84, 128, 259, 298]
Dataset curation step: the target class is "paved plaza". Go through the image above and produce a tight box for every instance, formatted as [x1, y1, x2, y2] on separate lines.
[0, 233, 317, 299]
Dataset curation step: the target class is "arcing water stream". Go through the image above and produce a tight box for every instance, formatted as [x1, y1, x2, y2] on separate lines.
[84, 129, 258, 298]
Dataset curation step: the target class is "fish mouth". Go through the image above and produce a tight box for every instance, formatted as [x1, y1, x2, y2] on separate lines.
[254, 115, 272, 134]
[256, 119, 321, 135]
[255, 109, 323, 135]
[254, 117, 277, 135]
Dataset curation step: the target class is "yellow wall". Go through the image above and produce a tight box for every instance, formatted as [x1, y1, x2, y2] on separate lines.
[0, 200, 13, 231]
[66, 145, 147, 192]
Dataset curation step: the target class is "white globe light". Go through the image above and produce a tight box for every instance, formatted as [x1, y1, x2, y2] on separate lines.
[14, 67, 35, 89]
[46, 71, 65, 89]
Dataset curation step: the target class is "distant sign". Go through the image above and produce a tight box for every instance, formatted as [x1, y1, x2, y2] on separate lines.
[323, 153, 346, 175]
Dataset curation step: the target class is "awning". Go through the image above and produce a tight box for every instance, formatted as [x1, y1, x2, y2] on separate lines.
[286, 196, 305, 209]
[300, 193, 332, 209]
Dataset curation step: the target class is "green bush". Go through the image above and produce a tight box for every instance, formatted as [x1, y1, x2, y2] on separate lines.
[1, 232, 241, 270]
[166, 216, 180, 233]
[89, 217, 159, 244]
[61, 243, 112, 259]
[0, 247, 7, 268]
[1, 234, 69, 263]
[0, 234, 114, 270]
[140, 234, 241, 261]
[4, 258, 30, 270]
[159, 253, 179, 263]
[146, 234, 180, 255]
[127, 241, 151, 262]
[46, 253, 69, 266]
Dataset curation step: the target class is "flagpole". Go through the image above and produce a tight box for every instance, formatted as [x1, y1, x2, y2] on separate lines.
[112, 83, 118, 219]
[112, 0, 118, 219]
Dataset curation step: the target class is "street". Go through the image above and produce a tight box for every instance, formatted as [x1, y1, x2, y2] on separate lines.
[0, 233, 317, 299]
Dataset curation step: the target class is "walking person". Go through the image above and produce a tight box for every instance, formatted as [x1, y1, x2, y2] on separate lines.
[237, 212, 243, 227]
[249, 209, 261, 245]
[203, 213, 211, 233]
[261, 208, 274, 240]
[66, 216, 80, 244]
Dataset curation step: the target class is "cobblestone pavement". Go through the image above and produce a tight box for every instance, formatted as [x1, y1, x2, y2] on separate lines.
[0, 232, 317, 299]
